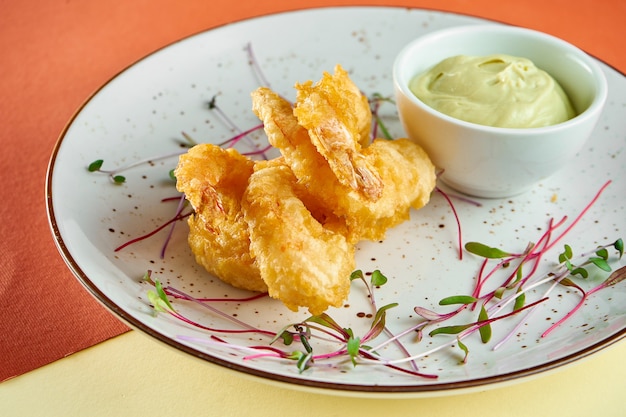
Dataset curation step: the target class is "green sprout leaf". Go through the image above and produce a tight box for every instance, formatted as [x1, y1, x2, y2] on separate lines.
[112, 175, 126, 184]
[595, 247, 609, 260]
[438, 295, 477, 306]
[372, 303, 398, 327]
[570, 267, 589, 279]
[169, 169, 177, 181]
[368, 303, 398, 339]
[279, 331, 294, 345]
[465, 242, 511, 259]
[154, 280, 174, 311]
[347, 336, 361, 366]
[306, 313, 344, 335]
[589, 257, 612, 272]
[614, 238, 624, 258]
[147, 290, 172, 313]
[457, 338, 469, 364]
[208, 95, 217, 110]
[371, 269, 388, 287]
[478, 305, 492, 343]
[559, 244, 574, 264]
[88, 159, 104, 172]
[269, 323, 296, 346]
[429, 324, 473, 337]
[493, 287, 506, 299]
[291, 351, 313, 373]
[513, 289, 526, 311]
[142, 270, 155, 285]
[350, 269, 364, 281]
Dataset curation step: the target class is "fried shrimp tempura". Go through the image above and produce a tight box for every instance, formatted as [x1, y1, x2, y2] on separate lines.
[242, 163, 355, 315]
[174, 144, 267, 292]
[294, 65, 383, 201]
[176, 65, 437, 314]
[250, 86, 350, 237]
[353, 138, 436, 237]
[251, 85, 436, 242]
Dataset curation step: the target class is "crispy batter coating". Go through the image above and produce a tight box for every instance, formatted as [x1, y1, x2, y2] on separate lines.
[175, 144, 267, 292]
[294, 65, 382, 200]
[251, 84, 436, 242]
[250, 86, 350, 238]
[176, 66, 436, 314]
[355, 138, 437, 236]
[242, 163, 355, 314]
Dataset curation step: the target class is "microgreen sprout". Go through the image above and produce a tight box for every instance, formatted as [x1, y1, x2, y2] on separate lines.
[87, 149, 188, 184]
[245, 42, 272, 89]
[88, 159, 126, 183]
[369, 93, 395, 140]
[134, 135, 622, 380]
[95, 45, 625, 381]
[435, 185, 478, 260]
[114, 204, 192, 254]
[206, 95, 268, 158]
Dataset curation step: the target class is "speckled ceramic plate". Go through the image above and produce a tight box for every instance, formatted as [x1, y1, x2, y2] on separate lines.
[46, 7, 626, 397]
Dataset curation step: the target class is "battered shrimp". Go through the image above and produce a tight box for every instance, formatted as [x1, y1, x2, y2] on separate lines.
[251, 86, 436, 242]
[175, 143, 267, 292]
[354, 138, 437, 237]
[242, 163, 355, 315]
[294, 65, 383, 200]
[251, 86, 351, 238]
[176, 66, 437, 315]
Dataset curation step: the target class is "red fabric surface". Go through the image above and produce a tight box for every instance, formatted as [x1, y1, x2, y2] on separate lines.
[1, 0, 623, 382]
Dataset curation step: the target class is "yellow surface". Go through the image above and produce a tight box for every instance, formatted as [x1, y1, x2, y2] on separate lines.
[2, 330, 625, 416]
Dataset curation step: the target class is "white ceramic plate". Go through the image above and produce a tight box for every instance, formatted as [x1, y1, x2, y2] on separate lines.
[46, 7, 626, 396]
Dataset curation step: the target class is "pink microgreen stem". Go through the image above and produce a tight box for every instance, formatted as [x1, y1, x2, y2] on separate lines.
[102, 151, 185, 178]
[491, 253, 607, 349]
[114, 210, 192, 252]
[177, 293, 268, 303]
[541, 180, 612, 254]
[367, 305, 469, 354]
[163, 285, 275, 336]
[178, 335, 287, 358]
[375, 297, 548, 367]
[352, 272, 420, 372]
[245, 42, 272, 88]
[435, 186, 464, 260]
[358, 350, 439, 379]
[471, 215, 572, 307]
[541, 264, 626, 338]
[206, 98, 263, 155]
[217, 123, 265, 149]
[473, 297, 549, 334]
[242, 144, 273, 157]
[160, 194, 187, 258]
[213, 122, 272, 160]
[162, 195, 185, 202]
[541, 294, 589, 338]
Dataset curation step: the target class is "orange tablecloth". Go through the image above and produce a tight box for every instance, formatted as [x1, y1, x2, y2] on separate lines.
[1, 0, 624, 384]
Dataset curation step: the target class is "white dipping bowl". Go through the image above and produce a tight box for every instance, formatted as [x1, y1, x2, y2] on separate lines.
[393, 25, 607, 198]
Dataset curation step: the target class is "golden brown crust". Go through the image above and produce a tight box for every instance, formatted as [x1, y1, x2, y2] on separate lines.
[175, 144, 266, 292]
[242, 164, 354, 314]
[175, 66, 437, 313]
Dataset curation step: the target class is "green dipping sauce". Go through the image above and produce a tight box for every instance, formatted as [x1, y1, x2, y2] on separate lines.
[409, 54, 576, 128]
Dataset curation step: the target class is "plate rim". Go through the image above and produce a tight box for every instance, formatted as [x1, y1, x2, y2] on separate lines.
[45, 5, 626, 396]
